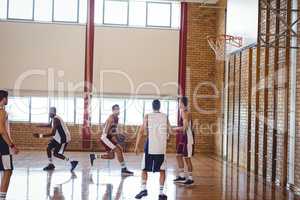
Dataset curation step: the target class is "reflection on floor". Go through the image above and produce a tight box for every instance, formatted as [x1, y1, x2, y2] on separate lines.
[4, 151, 300, 200]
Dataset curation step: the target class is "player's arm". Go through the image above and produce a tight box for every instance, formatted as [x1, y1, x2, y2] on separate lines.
[39, 118, 59, 138]
[103, 116, 113, 135]
[167, 118, 175, 138]
[134, 115, 147, 154]
[0, 111, 15, 147]
[173, 112, 189, 132]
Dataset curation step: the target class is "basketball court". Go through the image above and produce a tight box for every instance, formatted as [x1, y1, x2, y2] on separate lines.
[0, 0, 300, 199]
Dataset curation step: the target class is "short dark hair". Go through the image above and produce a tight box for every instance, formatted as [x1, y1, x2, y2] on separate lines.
[152, 99, 160, 111]
[180, 96, 188, 107]
[50, 107, 56, 113]
[0, 90, 8, 102]
[112, 104, 119, 110]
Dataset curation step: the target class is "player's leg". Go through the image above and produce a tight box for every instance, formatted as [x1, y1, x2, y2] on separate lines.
[174, 133, 186, 183]
[182, 142, 194, 186]
[44, 140, 56, 171]
[89, 134, 116, 165]
[0, 170, 12, 200]
[154, 155, 167, 200]
[135, 170, 148, 199]
[53, 143, 78, 171]
[114, 144, 133, 176]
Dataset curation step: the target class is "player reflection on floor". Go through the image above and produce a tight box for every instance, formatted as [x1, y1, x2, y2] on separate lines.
[46, 171, 77, 200]
[45, 170, 127, 200]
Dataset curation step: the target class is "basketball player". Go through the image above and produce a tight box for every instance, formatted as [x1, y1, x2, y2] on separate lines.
[173, 96, 194, 186]
[134, 99, 173, 200]
[0, 90, 19, 200]
[89, 104, 133, 176]
[34, 107, 78, 172]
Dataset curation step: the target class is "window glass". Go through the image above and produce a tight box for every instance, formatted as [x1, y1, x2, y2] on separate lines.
[94, 0, 103, 24]
[8, 0, 33, 20]
[171, 2, 180, 28]
[104, 0, 128, 25]
[34, 0, 52, 21]
[53, 0, 78, 22]
[168, 100, 178, 126]
[0, 0, 7, 19]
[91, 97, 100, 124]
[50, 97, 75, 123]
[75, 97, 84, 124]
[125, 99, 144, 125]
[147, 2, 171, 27]
[79, 0, 87, 23]
[129, 0, 146, 26]
[31, 97, 49, 123]
[7, 97, 30, 122]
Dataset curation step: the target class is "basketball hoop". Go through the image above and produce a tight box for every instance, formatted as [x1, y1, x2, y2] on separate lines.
[207, 34, 243, 61]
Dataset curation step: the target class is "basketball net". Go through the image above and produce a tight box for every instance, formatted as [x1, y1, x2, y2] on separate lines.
[207, 34, 243, 62]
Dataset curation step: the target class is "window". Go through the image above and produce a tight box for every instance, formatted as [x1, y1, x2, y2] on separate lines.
[171, 2, 180, 28]
[7, 97, 30, 122]
[129, 0, 146, 26]
[31, 97, 49, 123]
[101, 98, 125, 124]
[79, 0, 87, 23]
[91, 97, 100, 124]
[0, 0, 7, 19]
[53, 0, 78, 22]
[50, 97, 75, 123]
[125, 99, 144, 125]
[34, 0, 52, 22]
[147, 2, 171, 27]
[104, 0, 128, 25]
[8, 0, 33, 20]
[168, 100, 178, 126]
[94, 0, 103, 24]
[75, 97, 84, 124]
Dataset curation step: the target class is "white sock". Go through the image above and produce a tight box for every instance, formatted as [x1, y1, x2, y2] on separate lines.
[120, 161, 126, 169]
[188, 172, 193, 180]
[65, 157, 70, 162]
[141, 180, 147, 191]
[178, 168, 185, 178]
[0, 192, 6, 200]
[48, 158, 53, 164]
[159, 185, 164, 195]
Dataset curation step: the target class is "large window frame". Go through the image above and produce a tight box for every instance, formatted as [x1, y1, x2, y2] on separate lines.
[146, 1, 172, 28]
[6, 95, 178, 126]
[0, 0, 180, 29]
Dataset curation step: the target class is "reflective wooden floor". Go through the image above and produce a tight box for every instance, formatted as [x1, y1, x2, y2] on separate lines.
[4, 151, 300, 200]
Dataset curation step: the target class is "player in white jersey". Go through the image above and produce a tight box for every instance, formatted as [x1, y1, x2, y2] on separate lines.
[34, 107, 78, 172]
[0, 90, 19, 200]
[134, 99, 174, 200]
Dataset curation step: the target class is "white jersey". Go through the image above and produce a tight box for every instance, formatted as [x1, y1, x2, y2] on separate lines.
[146, 112, 168, 155]
[52, 115, 71, 144]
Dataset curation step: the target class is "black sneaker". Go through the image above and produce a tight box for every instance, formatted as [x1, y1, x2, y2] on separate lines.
[182, 179, 194, 186]
[173, 176, 186, 183]
[43, 163, 55, 171]
[135, 190, 148, 199]
[159, 194, 168, 200]
[70, 161, 79, 172]
[121, 168, 134, 176]
[89, 154, 96, 166]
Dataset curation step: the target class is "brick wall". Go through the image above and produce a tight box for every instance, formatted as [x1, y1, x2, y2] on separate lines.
[10, 122, 211, 153]
[185, 3, 220, 154]
[223, 0, 300, 189]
